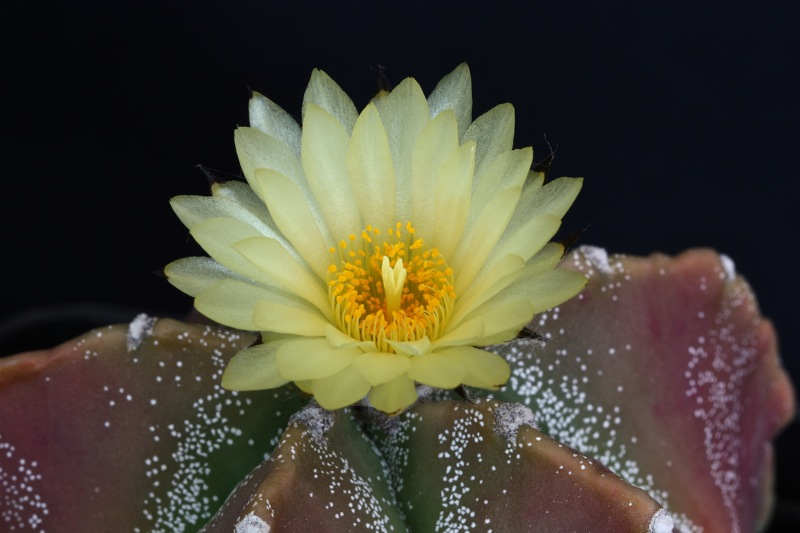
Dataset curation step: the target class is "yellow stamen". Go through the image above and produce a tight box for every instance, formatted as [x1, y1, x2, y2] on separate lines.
[381, 256, 406, 318]
[327, 221, 455, 353]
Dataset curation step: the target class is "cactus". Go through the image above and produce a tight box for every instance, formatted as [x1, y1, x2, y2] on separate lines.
[0, 247, 792, 532]
[1, 65, 793, 531]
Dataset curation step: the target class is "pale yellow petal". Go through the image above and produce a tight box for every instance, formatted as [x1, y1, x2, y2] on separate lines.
[433, 141, 475, 260]
[189, 217, 270, 284]
[408, 353, 466, 389]
[452, 186, 524, 294]
[194, 279, 289, 331]
[171, 194, 272, 237]
[221, 341, 290, 391]
[411, 110, 460, 241]
[469, 148, 532, 219]
[436, 299, 534, 348]
[492, 177, 582, 264]
[253, 299, 330, 336]
[427, 63, 472, 140]
[210, 180, 274, 228]
[372, 77, 430, 219]
[439, 346, 510, 389]
[495, 214, 562, 268]
[387, 336, 432, 357]
[254, 168, 332, 279]
[368, 375, 418, 414]
[521, 242, 566, 274]
[302, 103, 362, 239]
[234, 127, 304, 192]
[302, 69, 359, 134]
[248, 91, 302, 155]
[276, 337, 361, 381]
[496, 268, 588, 314]
[351, 352, 411, 386]
[463, 103, 515, 178]
[347, 103, 396, 230]
[324, 324, 377, 352]
[165, 257, 243, 297]
[497, 172, 545, 237]
[475, 214, 562, 285]
[311, 365, 372, 410]
[172, 193, 302, 271]
[448, 253, 526, 328]
[517, 176, 583, 219]
[233, 236, 329, 314]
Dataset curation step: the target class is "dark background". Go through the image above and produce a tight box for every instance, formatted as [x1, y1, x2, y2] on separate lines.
[2, 1, 798, 529]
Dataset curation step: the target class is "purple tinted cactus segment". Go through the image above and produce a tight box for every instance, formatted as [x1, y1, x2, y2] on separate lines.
[368, 400, 670, 532]
[0, 251, 791, 531]
[203, 405, 405, 532]
[490, 247, 795, 532]
[0, 318, 305, 532]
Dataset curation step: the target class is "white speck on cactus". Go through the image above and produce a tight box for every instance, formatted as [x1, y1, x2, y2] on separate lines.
[0, 436, 49, 530]
[577, 245, 613, 274]
[234, 512, 270, 533]
[494, 403, 537, 447]
[648, 508, 674, 533]
[127, 313, 156, 352]
[289, 404, 335, 446]
[720, 254, 736, 281]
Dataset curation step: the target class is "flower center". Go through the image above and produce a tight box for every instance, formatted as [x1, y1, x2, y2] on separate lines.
[327, 222, 455, 353]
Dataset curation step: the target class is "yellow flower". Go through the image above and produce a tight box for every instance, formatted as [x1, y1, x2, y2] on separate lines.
[166, 65, 587, 413]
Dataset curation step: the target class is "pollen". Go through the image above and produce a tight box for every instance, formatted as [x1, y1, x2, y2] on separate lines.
[327, 222, 455, 353]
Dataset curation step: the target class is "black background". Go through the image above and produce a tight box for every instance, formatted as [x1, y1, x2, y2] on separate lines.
[2, 1, 798, 529]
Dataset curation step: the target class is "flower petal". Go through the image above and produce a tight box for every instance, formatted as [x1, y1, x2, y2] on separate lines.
[514, 268, 589, 314]
[470, 148, 532, 218]
[449, 253, 526, 328]
[253, 299, 330, 337]
[173, 183, 296, 260]
[438, 345, 510, 389]
[372, 77, 430, 219]
[436, 298, 534, 348]
[211, 180, 275, 225]
[171, 193, 274, 238]
[302, 103, 362, 240]
[495, 214, 563, 266]
[194, 279, 292, 331]
[221, 341, 290, 391]
[463, 103, 515, 178]
[234, 127, 304, 193]
[408, 353, 466, 389]
[311, 365, 372, 410]
[347, 103, 396, 231]
[411, 109, 460, 241]
[452, 147, 533, 280]
[351, 352, 411, 386]
[517, 176, 583, 220]
[165, 257, 243, 297]
[233, 236, 329, 314]
[324, 325, 377, 351]
[387, 336, 432, 357]
[248, 91, 302, 155]
[189, 217, 272, 284]
[368, 375, 419, 414]
[254, 168, 332, 279]
[276, 337, 361, 381]
[434, 141, 475, 260]
[452, 185, 525, 294]
[427, 63, 472, 140]
[302, 69, 359, 134]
